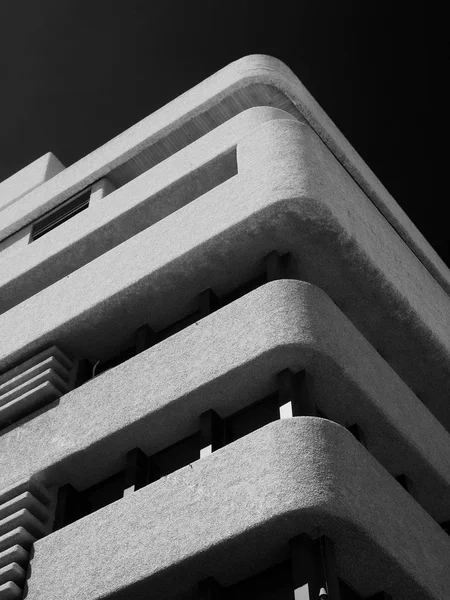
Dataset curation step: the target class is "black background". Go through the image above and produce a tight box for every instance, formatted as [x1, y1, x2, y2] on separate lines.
[0, 2, 439, 262]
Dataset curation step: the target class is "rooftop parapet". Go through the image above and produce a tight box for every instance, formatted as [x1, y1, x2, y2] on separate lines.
[0, 153, 64, 214]
[0, 55, 448, 296]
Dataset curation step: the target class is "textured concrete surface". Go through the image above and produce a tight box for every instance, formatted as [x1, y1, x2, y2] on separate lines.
[0, 107, 293, 314]
[25, 419, 450, 600]
[0, 120, 449, 431]
[0, 281, 448, 524]
[0, 153, 64, 214]
[0, 56, 448, 299]
[0, 226, 31, 264]
[0, 479, 51, 600]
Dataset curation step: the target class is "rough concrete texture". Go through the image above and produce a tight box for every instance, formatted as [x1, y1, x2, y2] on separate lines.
[0, 281, 448, 524]
[0, 107, 293, 314]
[0, 226, 31, 265]
[0, 153, 64, 215]
[0, 120, 450, 430]
[25, 418, 450, 600]
[0, 56, 447, 297]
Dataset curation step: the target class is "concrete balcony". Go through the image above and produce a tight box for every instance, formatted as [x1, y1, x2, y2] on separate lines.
[25, 418, 450, 600]
[0, 281, 448, 525]
[0, 120, 450, 430]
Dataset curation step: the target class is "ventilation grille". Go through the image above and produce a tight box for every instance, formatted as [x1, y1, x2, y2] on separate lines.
[31, 188, 91, 241]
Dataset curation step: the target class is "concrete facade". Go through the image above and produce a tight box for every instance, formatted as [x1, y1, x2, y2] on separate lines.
[0, 55, 448, 599]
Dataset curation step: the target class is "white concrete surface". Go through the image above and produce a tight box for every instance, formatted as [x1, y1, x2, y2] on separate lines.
[0, 153, 64, 214]
[0, 56, 447, 299]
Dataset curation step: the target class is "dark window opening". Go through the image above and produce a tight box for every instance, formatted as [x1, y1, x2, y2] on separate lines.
[74, 254, 290, 389]
[31, 187, 91, 241]
[192, 560, 363, 599]
[225, 393, 279, 443]
[54, 376, 315, 531]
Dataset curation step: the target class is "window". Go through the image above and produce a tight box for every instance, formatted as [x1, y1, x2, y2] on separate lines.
[31, 187, 91, 241]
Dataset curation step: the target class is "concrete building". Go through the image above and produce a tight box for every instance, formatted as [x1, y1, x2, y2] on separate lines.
[0, 55, 449, 599]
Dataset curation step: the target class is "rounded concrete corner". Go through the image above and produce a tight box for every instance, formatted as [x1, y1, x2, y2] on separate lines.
[26, 418, 450, 600]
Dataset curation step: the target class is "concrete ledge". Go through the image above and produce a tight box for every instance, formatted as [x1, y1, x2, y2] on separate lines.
[0, 563, 25, 587]
[0, 581, 21, 599]
[0, 493, 49, 524]
[0, 529, 35, 555]
[0, 546, 28, 570]
[0, 120, 449, 429]
[0, 107, 293, 314]
[0, 153, 64, 214]
[1, 56, 447, 302]
[0, 281, 448, 523]
[26, 419, 450, 600]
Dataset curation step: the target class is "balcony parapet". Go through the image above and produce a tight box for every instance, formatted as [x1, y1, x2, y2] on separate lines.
[0, 56, 447, 303]
[25, 419, 450, 600]
[0, 120, 449, 430]
[0, 281, 448, 524]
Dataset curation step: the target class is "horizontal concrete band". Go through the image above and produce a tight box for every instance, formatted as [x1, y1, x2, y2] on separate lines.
[1, 281, 448, 523]
[0, 108, 295, 314]
[26, 418, 450, 600]
[0, 153, 64, 214]
[1, 57, 447, 299]
[1, 119, 449, 428]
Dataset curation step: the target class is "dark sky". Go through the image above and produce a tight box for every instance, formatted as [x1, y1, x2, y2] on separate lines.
[0, 2, 439, 263]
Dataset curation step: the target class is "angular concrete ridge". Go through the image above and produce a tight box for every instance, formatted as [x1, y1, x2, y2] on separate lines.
[1, 56, 448, 297]
[0, 281, 448, 524]
[0, 153, 64, 214]
[0, 346, 75, 431]
[0, 479, 52, 599]
[25, 419, 450, 600]
[1, 120, 449, 430]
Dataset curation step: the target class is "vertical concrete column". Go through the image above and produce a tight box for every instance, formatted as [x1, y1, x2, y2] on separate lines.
[264, 250, 293, 281]
[290, 534, 340, 599]
[277, 370, 316, 419]
[200, 410, 225, 458]
[198, 288, 220, 319]
[198, 577, 223, 599]
[89, 177, 116, 204]
[53, 485, 88, 531]
[134, 325, 157, 355]
[123, 448, 148, 497]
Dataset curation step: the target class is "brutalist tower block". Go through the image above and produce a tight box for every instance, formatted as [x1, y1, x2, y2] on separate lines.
[0, 56, 449, 600]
